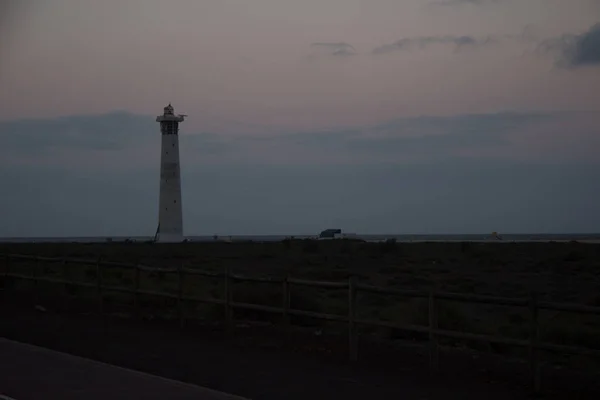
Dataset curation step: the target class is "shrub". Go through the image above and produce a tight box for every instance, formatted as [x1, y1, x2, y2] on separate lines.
[460, 241, 471, 254]
[563, 250, 584, 262]
[380, 239, 398, 254]
[302, 240, 320, 254]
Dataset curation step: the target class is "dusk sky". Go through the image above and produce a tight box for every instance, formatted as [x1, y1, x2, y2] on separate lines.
[1, 0, 600, 237]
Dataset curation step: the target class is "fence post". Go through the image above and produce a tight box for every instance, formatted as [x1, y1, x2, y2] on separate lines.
[224, 266, 233, 334]
[4, 254, 9, 275]
[529, 291, 541, 395]
[3, 254, 10, 294]
[134, 264, 140, 319]
[178, 262, 185, 329]
[429, 290, 440, 375]
[62, 258, 69, 311]
[32, 256, 39, 304]
[348, 275, 358, 361]
[96, 258, 103, 315]
[282, 274, 290, 330]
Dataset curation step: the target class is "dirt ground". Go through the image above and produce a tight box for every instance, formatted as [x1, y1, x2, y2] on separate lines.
[2, 240, 600, 303]
[1, 301, 598, 400]
[1, 241, 600, 398]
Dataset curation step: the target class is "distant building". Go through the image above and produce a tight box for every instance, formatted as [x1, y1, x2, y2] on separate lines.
[317, 229, 359, 240]
[318, 229, 342, 239]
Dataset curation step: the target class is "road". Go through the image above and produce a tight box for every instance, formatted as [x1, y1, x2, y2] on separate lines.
[0, 338, 248, 400]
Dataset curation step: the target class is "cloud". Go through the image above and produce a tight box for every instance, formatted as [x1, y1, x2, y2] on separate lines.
[2, 110, 598, 169]
[538, 23, 600, 68]
[310, 42, 357, 56]
[2, 160, 599, 237]
[276, 112, 553, 162]
[428, 0, 501, 6]
[372, 35, 496, 54]
[0, 112, 236, 170]
[371, 25, 538, 55]
[0, 112, 147, 154]
[1, 110, 600, 236]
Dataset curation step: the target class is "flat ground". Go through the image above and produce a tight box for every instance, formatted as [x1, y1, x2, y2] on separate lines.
[1, 302, 596, 400]
[1, 240, 600, 398]
[3, 240, 600, 302]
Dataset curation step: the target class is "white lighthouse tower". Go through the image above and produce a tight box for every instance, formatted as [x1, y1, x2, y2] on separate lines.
[155, 103, 186, 243]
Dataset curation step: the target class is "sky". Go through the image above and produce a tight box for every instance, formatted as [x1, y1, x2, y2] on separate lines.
[0, 0, 600, 236]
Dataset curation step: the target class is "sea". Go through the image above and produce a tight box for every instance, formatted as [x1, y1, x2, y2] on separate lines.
[2, 233, 600, 243]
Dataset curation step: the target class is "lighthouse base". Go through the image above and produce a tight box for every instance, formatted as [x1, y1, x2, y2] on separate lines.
[156, 233, 184, 243]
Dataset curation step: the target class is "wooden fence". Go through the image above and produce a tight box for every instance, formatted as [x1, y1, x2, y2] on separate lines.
[2, 253, 600, 394]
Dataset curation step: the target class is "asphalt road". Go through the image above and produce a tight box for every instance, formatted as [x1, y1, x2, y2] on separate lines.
[0, 338, 249, 400]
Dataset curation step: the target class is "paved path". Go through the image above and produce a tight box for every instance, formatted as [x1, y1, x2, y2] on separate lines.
[0, 338, 248, 400]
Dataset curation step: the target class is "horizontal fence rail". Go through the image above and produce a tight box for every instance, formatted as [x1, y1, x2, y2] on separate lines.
[2, 253, 600, 394]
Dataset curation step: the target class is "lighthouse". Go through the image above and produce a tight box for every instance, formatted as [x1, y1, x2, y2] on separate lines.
[155, 103, 186, 243]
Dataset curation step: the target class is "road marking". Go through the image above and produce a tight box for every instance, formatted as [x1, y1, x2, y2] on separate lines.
[0, 338, 250, 400]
